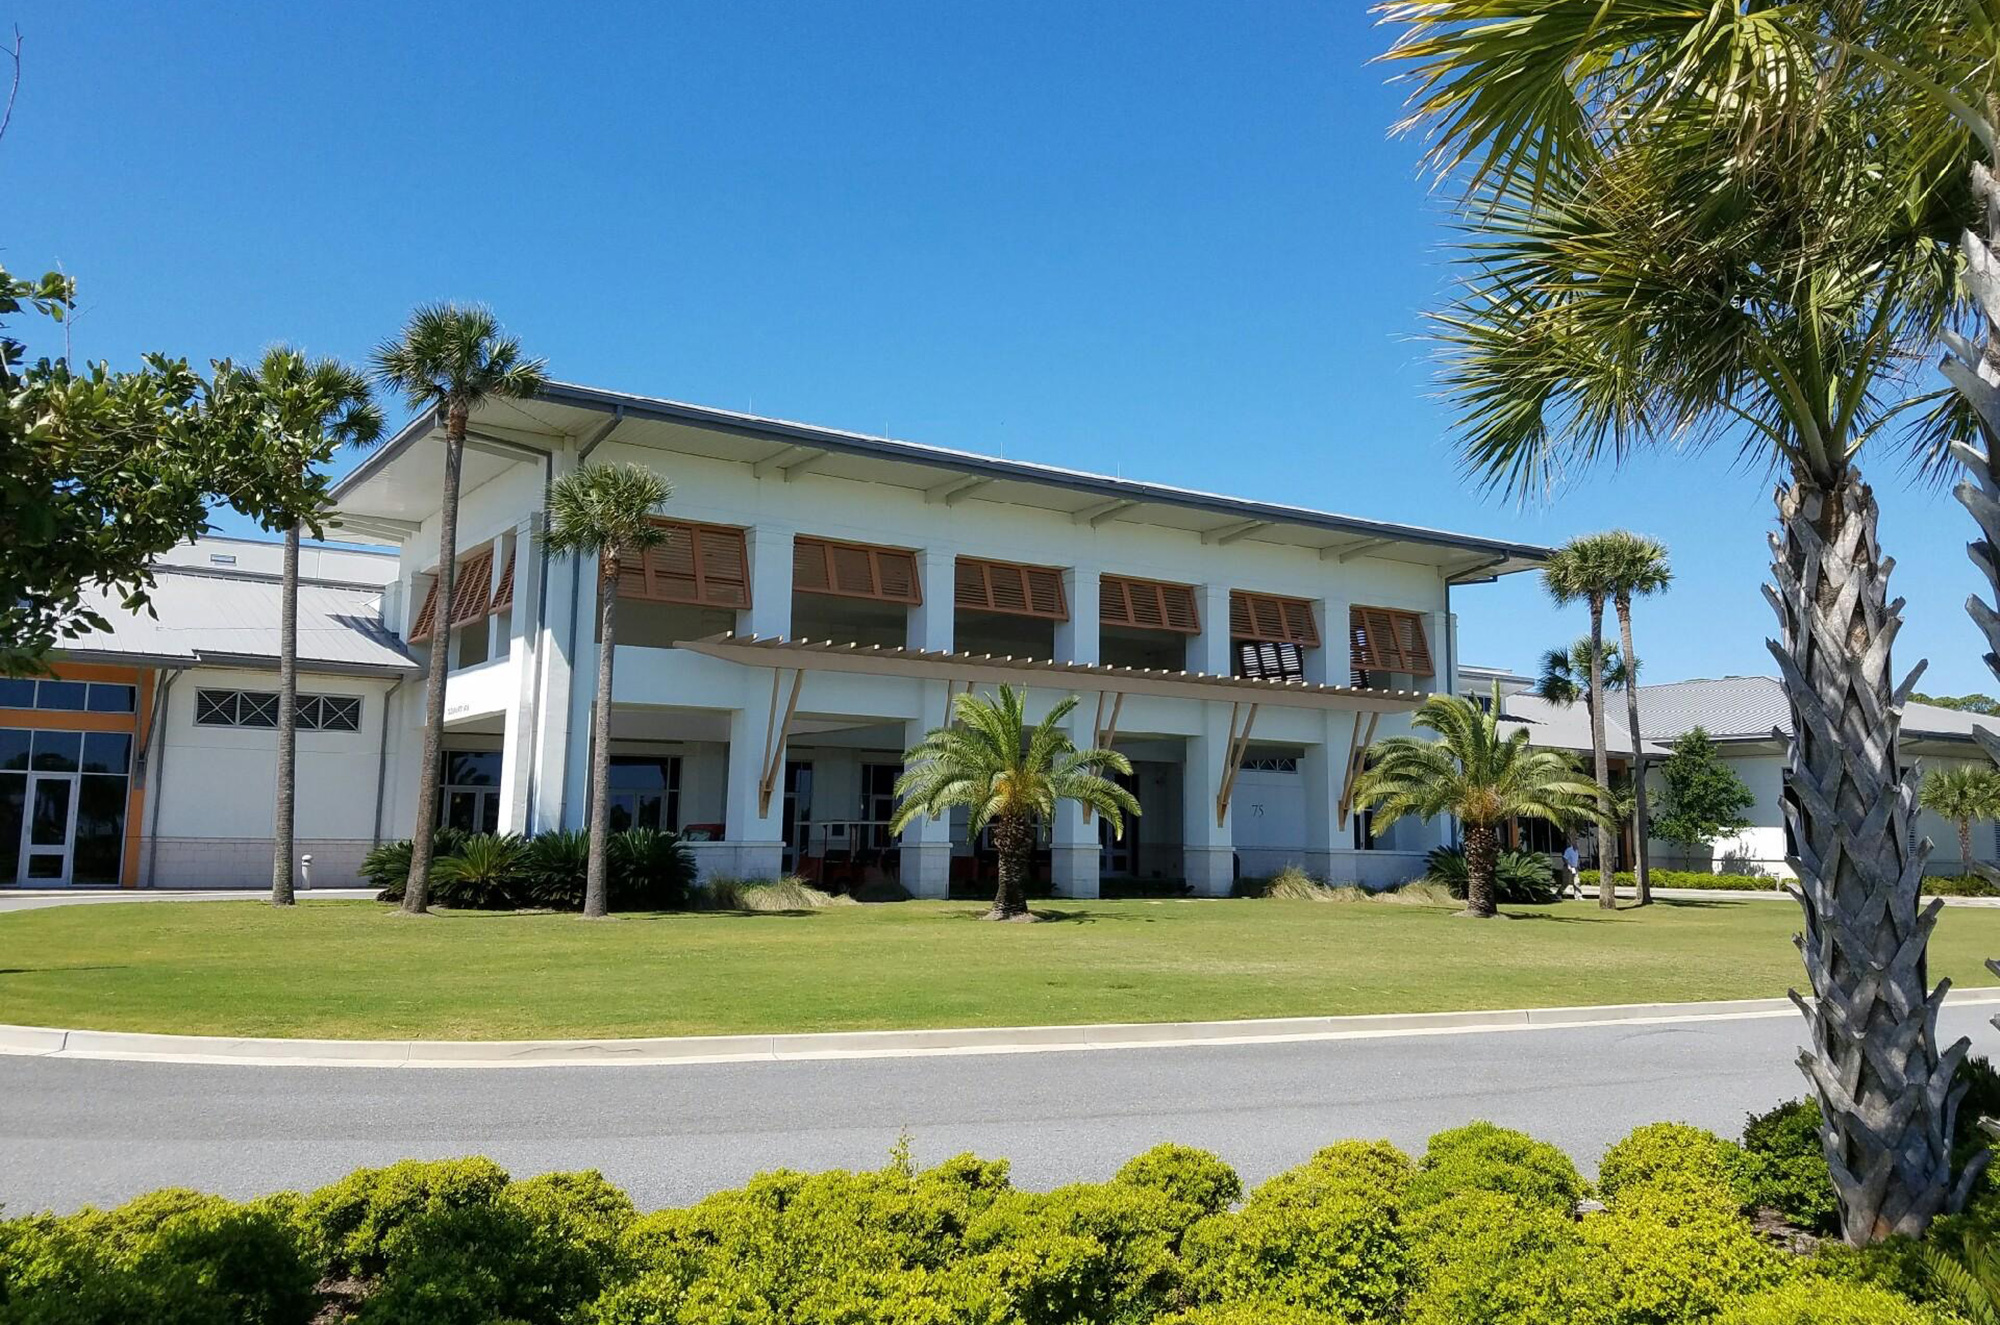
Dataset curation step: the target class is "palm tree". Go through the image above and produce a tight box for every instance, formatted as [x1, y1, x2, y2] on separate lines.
[1534, 634, 1629, 896]
[223, 348, 382, 906]
[1600, 533, 1672, 906]
[890, 687, 1138, 921]
[373, 305, 547, 916]
[1919, 765, 2000, 877]
[1350, 685, 1605, 918]
[543, 463, 673, 919]
[1542, 539, 1624, 910]
[1381, 9, 1975, 1243]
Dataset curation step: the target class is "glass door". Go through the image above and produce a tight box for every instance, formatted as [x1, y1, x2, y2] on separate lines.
[21, 772, 78, 884]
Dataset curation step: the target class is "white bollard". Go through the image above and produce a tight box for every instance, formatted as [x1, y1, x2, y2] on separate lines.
[299, 853, 313, 892]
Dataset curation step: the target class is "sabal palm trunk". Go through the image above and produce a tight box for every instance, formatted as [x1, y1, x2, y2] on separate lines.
[990, 813, 1031, 919]
[1615, 596, 1653, 906]
[404, 406, 467, 914]
[583, 558, 618, 919]
[1462, 821, 1499, 919]
[1771, 474, 1979, 1244]
[270, 521, 300, 906]
[1960, 820, 1977, 877]
[1586, 598, 1615, 908]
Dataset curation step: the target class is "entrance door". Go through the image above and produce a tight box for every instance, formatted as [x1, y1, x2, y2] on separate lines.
[20, 772, 78, 884]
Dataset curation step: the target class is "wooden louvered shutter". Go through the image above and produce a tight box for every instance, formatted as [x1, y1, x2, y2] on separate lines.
[696, 526, 750, 608]
[955, 558, 1069, 621]
[792, 537, 923, 605]
[409, 579, 442, 642]
[491, 550, 515, 611]
[1349, 606, 1433, 677]
[1100, 575, 1200, 635]
[623, 521, 753, 609]
[447, 550, 494, 626]
[1229, 591, 1318, 646]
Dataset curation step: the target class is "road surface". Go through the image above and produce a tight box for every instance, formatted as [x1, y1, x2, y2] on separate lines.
[7, 1003, 1995, 1213]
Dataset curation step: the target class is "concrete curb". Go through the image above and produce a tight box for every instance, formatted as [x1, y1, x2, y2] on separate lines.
[7, 990, 1999, 1070]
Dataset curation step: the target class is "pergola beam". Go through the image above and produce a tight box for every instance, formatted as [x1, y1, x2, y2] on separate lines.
[1214, 701, 1260, 825]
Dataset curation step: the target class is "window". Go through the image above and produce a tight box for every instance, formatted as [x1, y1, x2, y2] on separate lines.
[955, 558, 1068, 620]
[0, 726, 129, 885]
[1100, 576, 1200, 633]
[1236, 641, 1306, 682]
[1349, 606, 1433, 679]
[608, 756, 681, 833]
[194, 689, 362, 731]
[618, 520, 751, 609]
[793, 537, 922, 605]
[410, 547, 512, 642]
[1230, 591, 1320, 646]
[441, 749, 503, 833]
[1242, 756, 1299, 773]
[0, 679, 135, 712]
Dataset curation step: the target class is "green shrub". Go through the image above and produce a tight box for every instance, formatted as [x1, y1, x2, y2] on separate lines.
[1246, 1140, 1413, 1213]
[1113, 1144, 1242, 1219]
[966, 1182, 1186, 1324]
[1584, 1182, 1790, 1324]
[1611, 868, 1780, 891]
[1154, 1304, 1328, 1325]
[1425, 845, 1560, 904]
[1180, 1190, 1406, 1323]
[300, 1156, 512, 1279]
[1406, 1122, 1585, 1215]
[1923, 873, 2000, 897]
[1400, 1189, 1614, 1325]
[1737, 1100, 1839, 1232]
[366, 826, 470, 900]
[1714, 1278, 1949, 1325]
[431, 832, 531, 908]
[609, 828, 696, 910]
[521, 829, 590, 908]
[1598, 1122, 1743, 1203]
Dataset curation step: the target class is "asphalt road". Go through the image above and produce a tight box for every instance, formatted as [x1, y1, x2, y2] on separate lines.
[7, 1004, 1997, 1214]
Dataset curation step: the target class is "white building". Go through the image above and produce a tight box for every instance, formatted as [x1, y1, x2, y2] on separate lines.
[1490, 671, 2000, 878]
[318, 383, 1547, 897]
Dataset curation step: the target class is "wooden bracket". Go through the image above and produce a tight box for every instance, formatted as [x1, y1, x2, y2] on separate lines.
[757, 667, 805, 816]
[1082, 690, 1126, 823]
[1335, 710, 1381, 829]
[1214, 701, 1260, 826]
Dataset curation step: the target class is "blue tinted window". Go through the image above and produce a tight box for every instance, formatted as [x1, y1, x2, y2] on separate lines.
[82, 733, 132, 775]
[0, 679, 34, 708]
[35, 681, 86, 712]
[0, 729, 28, 772]
[86, 684, 136, 714]
[31, 730, 82, 772]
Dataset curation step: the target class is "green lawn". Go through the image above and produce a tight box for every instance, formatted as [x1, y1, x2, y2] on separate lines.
[4, 896, 1999, 1041]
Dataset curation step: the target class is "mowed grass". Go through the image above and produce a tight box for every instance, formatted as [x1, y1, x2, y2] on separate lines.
[4, 896, 2000, 1041]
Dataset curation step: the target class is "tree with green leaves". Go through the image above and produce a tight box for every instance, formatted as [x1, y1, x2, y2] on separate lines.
[215, 349, 382, 906]
[1381, 0, 1976, 1242]
[1920, 765, 2000, 876]
[1531, 637, 1627, 712]
[1541, 538, 1628, 910]
[1, 267, 336, 677]
[1915, 693, 2000, 716]
[1652, 727, 1755, 858]
[1351, 684, 1605, 918]
[890, 687, 1137, 921]
[373, 305, 547, 916]
[1599, 532, 1673, 905]
[544, 463, 674, 919]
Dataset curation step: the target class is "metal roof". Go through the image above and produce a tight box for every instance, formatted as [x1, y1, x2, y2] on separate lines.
[331, 381, 1551, 578]
[57, 566, 419, 675]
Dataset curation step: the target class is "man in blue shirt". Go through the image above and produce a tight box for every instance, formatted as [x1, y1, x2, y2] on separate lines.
[1561, 843, 1581, 899]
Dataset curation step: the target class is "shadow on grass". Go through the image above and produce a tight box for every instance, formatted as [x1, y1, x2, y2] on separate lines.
[0, 964, 132, 975]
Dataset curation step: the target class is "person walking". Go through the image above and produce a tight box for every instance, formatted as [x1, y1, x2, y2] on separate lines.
[1561, 842, 1582, 900]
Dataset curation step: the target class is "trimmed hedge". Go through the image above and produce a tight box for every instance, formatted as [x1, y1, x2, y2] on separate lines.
[3, 1122, 1989, 1324]
[1612, 868, 1781, 891]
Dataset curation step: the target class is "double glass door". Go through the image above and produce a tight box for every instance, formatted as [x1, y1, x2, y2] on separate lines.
[20, 772, 78, 883]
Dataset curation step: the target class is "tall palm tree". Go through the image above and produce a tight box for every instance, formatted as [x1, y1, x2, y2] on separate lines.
[1381, 10, 1976, 1242]
[1534, 633, 1629, 897]
[1351, 685, 1605, 918]
[1599, 533, 1672, 906]
[1919, 765, 2000, 877]
[543, 463, 673, 919]
[373, 305, 547, 916]
[890, 687, 1138, 921]
[1542, 539, 1624, 909]
[222, 348, 382, 906]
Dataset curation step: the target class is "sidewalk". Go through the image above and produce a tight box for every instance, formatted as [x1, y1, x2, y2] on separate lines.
[0, 888, 379, 913]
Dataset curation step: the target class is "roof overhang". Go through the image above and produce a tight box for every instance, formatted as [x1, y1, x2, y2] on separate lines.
[675, 633, 1428, 713]
[331, 382, 1549, 576]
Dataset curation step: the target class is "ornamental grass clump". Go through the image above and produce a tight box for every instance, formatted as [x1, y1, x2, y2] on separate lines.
[697, 876, 856, 912]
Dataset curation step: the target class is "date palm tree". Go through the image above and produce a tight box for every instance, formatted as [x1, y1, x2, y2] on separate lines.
[1600, 533, 1673, 905]
[544, 463, 673, 919]
[890, 687, 1138, 921]
[222, 348, 382, 906]
[1919, 765, 2000, 877]
[1542, 539, 1627, 909]
[373, 305, 546, 916]
[1351, 685, 1605, 918]
[1381, 7, 1977, 1242]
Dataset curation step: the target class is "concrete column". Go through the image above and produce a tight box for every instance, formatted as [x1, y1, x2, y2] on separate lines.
[724, 682, 788, 880]
[908, 548, 956, 652]
[1191, 583, 1232, 676]
[897, 690, 953, 898]
[1182, 702, 1236, 896]
[1301, 710, 1355, 882]
[741, 525, 794, 639]
[1055, 566, 1099, 665]
[528, 446, 581, 832]
[1305, 596, 1350, 686]
[558, 549, 600, 831]
[1050, 696, 1101, 898]
[1431, 607, 1456, 697]
[496, 519, 541, 834]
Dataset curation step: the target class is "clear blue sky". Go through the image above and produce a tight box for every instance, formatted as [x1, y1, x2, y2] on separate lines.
[8, 1, 1992, 695]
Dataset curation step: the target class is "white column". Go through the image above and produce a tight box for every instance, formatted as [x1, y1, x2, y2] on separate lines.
[724, 680, 787, 880]
[496, 520, 540, 834]
[897, 692, 953, 898]
[1305, 596, 1349, 686]
[528, 447, 581, 831]
[1191, 583, 1232, 676]
[559, 549, 600, 831]
[1431, 607, 1455, 697]
[1302, 710, 1356, 883]
[1055, 566, 1099, 665]
[1050, 691, 1102, 898]
[1182, 702, 1236, 896]
[908, 548, 956, 652]
[741, 525, 794, 639]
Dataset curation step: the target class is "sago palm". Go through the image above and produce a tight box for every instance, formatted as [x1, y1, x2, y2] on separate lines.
[890, 687, 1138, 921]
[1350, 685, 1604, 918]
[544, 463, 674, 919]
[1383, 11, 1977, 1241]
[220, 347, 382, 907]
[1919, 764, 2000, 876]
[373, 305, 546, 915]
